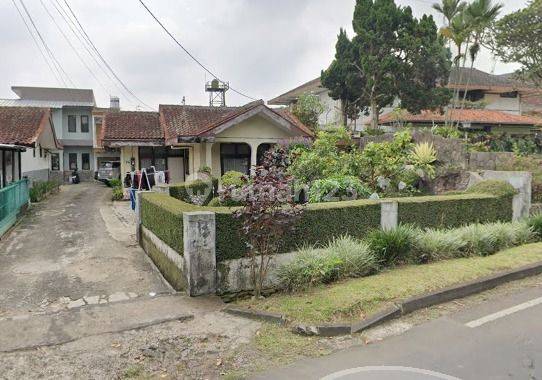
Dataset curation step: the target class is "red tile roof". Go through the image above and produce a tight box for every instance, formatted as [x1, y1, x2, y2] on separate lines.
[103, 101, 313, 144]
[0, 106, 51, 146]
[379, 109, 542, 126]
[102, 111, 162, 143]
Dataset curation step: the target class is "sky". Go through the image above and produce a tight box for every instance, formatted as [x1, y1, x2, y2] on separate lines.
[0, 0, 529, 110]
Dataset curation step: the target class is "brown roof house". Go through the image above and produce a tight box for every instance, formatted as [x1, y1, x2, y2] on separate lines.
[102, 100, 312, 183]
[269, 67, 542, 129]
[0, 106, 60, 188]
[379, 108, 542, 134]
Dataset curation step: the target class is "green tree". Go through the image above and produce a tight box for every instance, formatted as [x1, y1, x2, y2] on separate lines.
[432, 0, 467, 27]
[321, 28, 362, 127]
[489, 0, 542, 87]
[292, 93, 325, 131]
[322, 0, 452, 130]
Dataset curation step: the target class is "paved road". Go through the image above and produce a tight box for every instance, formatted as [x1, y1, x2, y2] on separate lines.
[0, 182, 170, 317]
[256, 283, 542, 380]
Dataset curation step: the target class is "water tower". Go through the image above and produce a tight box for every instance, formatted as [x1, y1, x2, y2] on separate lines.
[205, 79, 229, 107]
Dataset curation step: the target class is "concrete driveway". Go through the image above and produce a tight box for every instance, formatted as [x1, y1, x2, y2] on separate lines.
[0, 182, 170, 317]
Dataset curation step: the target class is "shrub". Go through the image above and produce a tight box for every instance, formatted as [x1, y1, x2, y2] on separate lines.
[365, 225, 418, 266]
[527, 214, 542, 239]
[412, 228, 466, 263]
[108, 179, 122, 188]
[29, 180, 60, 203]
[169, 178, 218, 206]
[431, 125, 462, 139]
[221, 148, 303, 297]
[112, 186, 124, 201]
[308, 176, 371, 203]
[454, 222, 533, 257]
[221, 171, 246, 188]
[466, 180, 517, 198]
[277, 236, 377, 291]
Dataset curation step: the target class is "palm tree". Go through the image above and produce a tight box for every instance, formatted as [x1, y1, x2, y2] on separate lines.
[460, 0, 503, 109]
[432, 0, 467, 27]
[440, 12, 471, 125]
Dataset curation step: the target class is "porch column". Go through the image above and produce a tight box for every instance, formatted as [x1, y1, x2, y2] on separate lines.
[205, 143, 213, 169]
[250, 142, 258, 175]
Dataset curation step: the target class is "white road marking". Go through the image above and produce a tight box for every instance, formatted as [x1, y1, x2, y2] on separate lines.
[320, 366, 462, 380]
[466, 296, 542, 328]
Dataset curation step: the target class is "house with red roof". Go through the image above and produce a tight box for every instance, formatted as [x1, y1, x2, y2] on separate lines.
[0, 107, 61, 188]
[269, 67, 542, 132]
[102, 100, 312, 182]
[379, 109, 542, 134]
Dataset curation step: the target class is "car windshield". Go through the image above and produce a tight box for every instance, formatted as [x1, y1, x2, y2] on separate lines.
[101, 162, 113, 169]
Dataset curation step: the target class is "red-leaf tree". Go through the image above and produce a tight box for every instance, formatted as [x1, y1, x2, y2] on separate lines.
[220, 148, 303, 298]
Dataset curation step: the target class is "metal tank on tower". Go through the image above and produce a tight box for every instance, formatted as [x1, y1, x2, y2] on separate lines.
[205, 79, 229, 107]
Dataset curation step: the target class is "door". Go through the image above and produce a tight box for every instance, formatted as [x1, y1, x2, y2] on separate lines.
[167, 156, 185, 184]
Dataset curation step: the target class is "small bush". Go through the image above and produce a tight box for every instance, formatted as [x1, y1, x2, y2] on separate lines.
[454, 222, 533, 257]
[29, 180, 60, 203]
[108, 179, 122, 188]
[527, 214, 542, 239]
[112, 186, 124, 201]
[365, 225, 418, 266]
[169, 178, 218, 206]
[412, 228, 466, 263]
[308, 176, 371, 203]
[277, 236, 377, 291]
[466, 180, 517, 198]
[221, 171, 246, 188]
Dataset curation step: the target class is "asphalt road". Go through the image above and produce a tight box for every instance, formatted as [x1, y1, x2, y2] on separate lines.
[256, 283, 542, 380]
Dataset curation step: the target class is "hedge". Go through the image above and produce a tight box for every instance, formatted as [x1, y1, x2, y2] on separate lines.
[169, 178, 218, 206]
[396, 193, 513, 229]
[141, 193, 202, 254]
[141, 191, 513, 263]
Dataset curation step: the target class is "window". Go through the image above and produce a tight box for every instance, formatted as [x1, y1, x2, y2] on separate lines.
[4, 150, 13, 184]
[51, 153, 60, 171]
[68, 115, 77, 133]
[81, 115, 89, 133]
[500, 91, 518, 98]
[220, 143, 251, 175]
[459, 90, 484, 102]
[256, 143, 274, 165]
[39, 145, 42, 158]
[81, 153, 90, 170]
[69, 153, 78, 170]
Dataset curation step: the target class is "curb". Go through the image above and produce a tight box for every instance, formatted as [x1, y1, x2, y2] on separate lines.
[224, 307, 286, 325]
[228, 261, 542, 337]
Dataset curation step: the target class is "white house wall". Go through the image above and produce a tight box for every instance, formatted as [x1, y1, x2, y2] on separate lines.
[483, 93, 521, 115]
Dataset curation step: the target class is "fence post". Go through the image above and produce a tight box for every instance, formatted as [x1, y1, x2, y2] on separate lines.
[135, 191, 143, 243]
[183, 211, 216, 296]
[381, 201, 398, 231]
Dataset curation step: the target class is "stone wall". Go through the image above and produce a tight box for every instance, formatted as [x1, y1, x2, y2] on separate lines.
[467, 152, 515, 171]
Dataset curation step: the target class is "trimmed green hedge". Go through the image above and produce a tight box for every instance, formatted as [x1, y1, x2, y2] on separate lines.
[215, 200, 382, 262]
[141, 191, 513, 263]
[397, 194, 513, 229]
[169, 179, 218, 206]
[141, 193, 203, 254]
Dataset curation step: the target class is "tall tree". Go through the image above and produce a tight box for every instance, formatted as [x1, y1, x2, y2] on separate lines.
[432, 0, 467, 27]
[323, 0, 451, 129]
[321, 28, 362, 127]
[489, 0, 542, 87]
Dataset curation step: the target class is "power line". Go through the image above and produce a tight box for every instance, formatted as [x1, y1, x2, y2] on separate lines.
[62, 0, 154, 110]
[11, 0, 63, 86]
[48, 0, 132, 105]
[19, 0, 75, 87]
[138, 0, 259, 102]
[40, 0, 110, 95]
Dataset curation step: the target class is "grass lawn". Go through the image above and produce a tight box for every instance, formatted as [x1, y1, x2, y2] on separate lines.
[236, 243, 542, 324]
